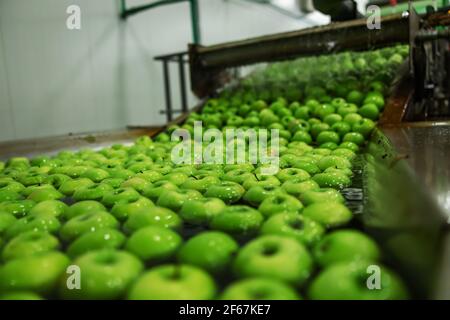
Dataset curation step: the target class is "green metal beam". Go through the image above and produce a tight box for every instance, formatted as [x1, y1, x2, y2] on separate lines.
[120, 0, 201, 44]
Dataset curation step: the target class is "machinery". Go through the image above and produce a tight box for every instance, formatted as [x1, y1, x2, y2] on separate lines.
[186, 4, 450, 298]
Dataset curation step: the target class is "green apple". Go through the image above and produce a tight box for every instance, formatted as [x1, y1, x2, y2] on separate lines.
[28, 200, 67, 218]
[0, 212, 17, 235]
[73, 183, 113, 201]
[0, 180, 26, 193]
[135, 170, 163, 183]
[258, 194, 303, 218]
[300, 188, 345, 205]
[313, 229, 381, 267]
[220, 278, 300, 300]
[17, 172, 46, 186]
[127, 264, 216, 300]
[205, 181, 245, 204]
[358, 104, 379, 120]
[59, 211, 119, 242]
[316, 131, 340, 145]
[242, 175, 281, 190]
[1, 230, 59, 261]
[323, 113, 343, 126]
[121, 177, 152, 194]
[210, 205, 264, 237]
[177, 231, 238, 275]
[276, 168, 310, 183]
[0, 251, 69, 295]
[281, 179, 319, 198]
[100, 178, 124, 188]
[222, 169, 257, 185]
[0, 200, 35, 218]
[339, 141, 360, 152]
[5, 213, 61, 240]
[352, 118, 376, 137]
[303, 202, 352, 228]
[157, 189, 202, 212]
[110, 196, 154, 221]
[291, 159, 321, 175]
[82, 167, 110, 183]
[331, 148, 356, 161]
[292, 131, 313, 144]
[102, 187, 141, 208]
[67, 228, 126, 258]
[346, 90, 364, 105]
[142, 180, 178, 202]
[310, 123, 330, 139]
[260, 213, 325, 246]
[317, 155, 351, 171]
[123, 206, 182, 233]
[233, 235, 313, 286]
[179, 197, 226, 225]
[180, 175, 221, 194]
[64, 200, 106, 220]
[44, 174, 71, 188]
[342, 132, 365, 146]
[60, 250, 143, 300]
[59, 178, 95, 196]
[243, 185, 285, 206]
[337, 104, 358, 117]
[125, 226, 182, 263]
[331, 121, 351, 138]
[308, 261, 409, 300]
[312, 171, 351, 189]
[27, 185, 64, 202]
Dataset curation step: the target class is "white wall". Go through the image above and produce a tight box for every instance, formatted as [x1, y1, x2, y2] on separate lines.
[0, 0, 328, 142]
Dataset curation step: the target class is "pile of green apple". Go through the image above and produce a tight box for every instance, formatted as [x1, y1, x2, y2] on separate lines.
[0, 46, 410, 300]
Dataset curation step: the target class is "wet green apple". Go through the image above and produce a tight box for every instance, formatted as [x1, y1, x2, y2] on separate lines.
[352, 118, 376, 137]
[303, 202, 352, 228]
[331, 121, 351, 138]
[5, 213, 61, 240]
[59, 211, 119, 242]
[135, 170, 163, 183]
[342, 132, 365, 146]
[0, 180, 26, 193]
[67, 228, 126, 258]
[59, 178, 95, 196]
[157, 189, 202, 212]
[312, 171, 351, 189]
[28, 200, 67, 218]
[0, 251, 69, 295]
[0, 200, 35, 218]
[258, 194, 303, 218]
[179, 197, 226, 225]
[110, 196, 154, 221]
[260, 213, 325, 246]
[222, 169, 257, 185]
[0, 212, 17, 235]
[205, 181, 245, 204]
[242, 175, 281, 190]
[210, 205, 264, 237]
[0, 190, 22, 202]
[82, 168, 110, 183]
[60, 250, 143, 300]
[177, 231, 238, 275]
[120, 177, 152, 194]
[243, 185, 285, 206]
[102, 187, 141, 208]
[180, 175, 220, 194]
[142, 180, 179, 202]
[308, 261, 409, 300]
[126, 226, 182, 263]
[233, 235, 313, 286]
[331, 148, 356, 161]
[2, 231, 60, 261]
[339, 141, 360, 152]
[281, 179, 319, 198]
[276, 168, 310, 183]
[220, 278, 300, 300]
[63, 200, 106, 220]
[292, 131, 313, 144]
[72, 183, 113, 201]
[44, 174, 71, 188]
[317, 155, 352, 171]
[127, 264, 216, 300]
[313, 229, 381, 267]
[300, 188, 344, 205]
[316, 131, 340, 145]
[123, 206, 182, 233]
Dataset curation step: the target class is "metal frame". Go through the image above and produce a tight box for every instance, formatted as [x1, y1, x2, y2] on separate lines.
[120, 0, 201, 44]
[154, 51, 190, 122]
